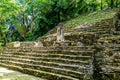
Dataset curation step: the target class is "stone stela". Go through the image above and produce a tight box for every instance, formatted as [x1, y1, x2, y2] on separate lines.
[56, 23, 65, 42]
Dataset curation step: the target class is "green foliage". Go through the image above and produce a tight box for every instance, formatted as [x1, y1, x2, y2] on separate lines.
[0, 0, 20, 46]
[0, 0, 20, 20]
[16, 23, 27, 38]
[1, 0, 120, 44]
[65, 9, 116, 28]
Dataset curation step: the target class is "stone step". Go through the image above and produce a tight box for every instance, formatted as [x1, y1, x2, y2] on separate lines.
[84, 29, 109, 32]
[113, 31, 120, 35]
[109, 66, 120, 73]
[102, 44, 120, 48]
[0, 53, 91, 61]
[98, 36, 120, 42]
[0, 59, 84, 72]
[72, 28, 109, 33]
[4, 50, 94, 56]
[104, 59, 120, 66]
[41, 32, 95, 44]
[1, 60, 84, 79]
[92, 26, 111, 28]
[42, 32, 94, 38]
[94, 31, 109, 34]
[70, 29, 109, 33]
[24, 68, 81, 80]
[111, 48, 120, 51]
[0, 62, 23, 71]
[43, 40, 94, 46]
[98, 34, 113, 38]
[5, 46, 94, 52]
[108, 59, 120, 63]
[114, 59, 120, 62]
[0, 63, 80, 80]
[107, 63, 120, 67]
[66, 26, 111, 32]
[0, 56, 90, 65]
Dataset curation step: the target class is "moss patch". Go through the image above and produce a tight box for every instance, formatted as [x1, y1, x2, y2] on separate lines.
[64, 9, 116, 29]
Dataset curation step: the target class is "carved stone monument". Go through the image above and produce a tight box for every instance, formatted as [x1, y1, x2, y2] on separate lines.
[57, 23, 65, 41]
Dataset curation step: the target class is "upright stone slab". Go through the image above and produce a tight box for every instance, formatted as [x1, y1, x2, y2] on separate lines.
[57, 22, 65, 41]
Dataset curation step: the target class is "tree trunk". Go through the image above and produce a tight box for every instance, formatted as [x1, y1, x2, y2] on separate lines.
[57, 12, 60, 22]
[115, 0, 118, 7]
[100, 0, 103, 10]
[2, 33, 7, 46]
[23, 13, 25, 24]
[110, 0, 114, 8]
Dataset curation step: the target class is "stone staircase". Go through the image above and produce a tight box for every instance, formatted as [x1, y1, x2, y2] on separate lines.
[0, 45, 94, 80]
[39, 19, 113, 46]
[97, 35, 120, 79]
[0, 16, 120, 80]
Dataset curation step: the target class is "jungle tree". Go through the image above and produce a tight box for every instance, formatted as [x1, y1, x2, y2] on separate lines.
[0, 0, 20, 45]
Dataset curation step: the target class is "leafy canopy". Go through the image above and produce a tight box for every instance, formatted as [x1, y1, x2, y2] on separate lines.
[0, 0, 21, 45]
[0, 0, 21, 21]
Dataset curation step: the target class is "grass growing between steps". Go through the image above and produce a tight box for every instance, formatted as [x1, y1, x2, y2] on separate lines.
[64, 9, 116, 28]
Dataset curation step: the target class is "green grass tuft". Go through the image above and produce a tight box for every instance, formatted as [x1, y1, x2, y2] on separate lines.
[64, 9, 116, 28]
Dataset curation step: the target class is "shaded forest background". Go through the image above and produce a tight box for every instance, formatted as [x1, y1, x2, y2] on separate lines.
[0, 0, 120, 46]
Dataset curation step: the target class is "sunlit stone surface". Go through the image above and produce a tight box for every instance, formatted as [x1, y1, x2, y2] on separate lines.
[0, 67, 46, 80]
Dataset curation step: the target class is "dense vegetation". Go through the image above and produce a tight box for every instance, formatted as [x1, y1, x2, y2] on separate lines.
[0, 0, 120, 45]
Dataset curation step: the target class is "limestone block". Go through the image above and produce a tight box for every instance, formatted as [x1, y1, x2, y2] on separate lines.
[34, 41, 43, 47]
[13, 42, 20, 47]
[76, 42, 84, 46]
